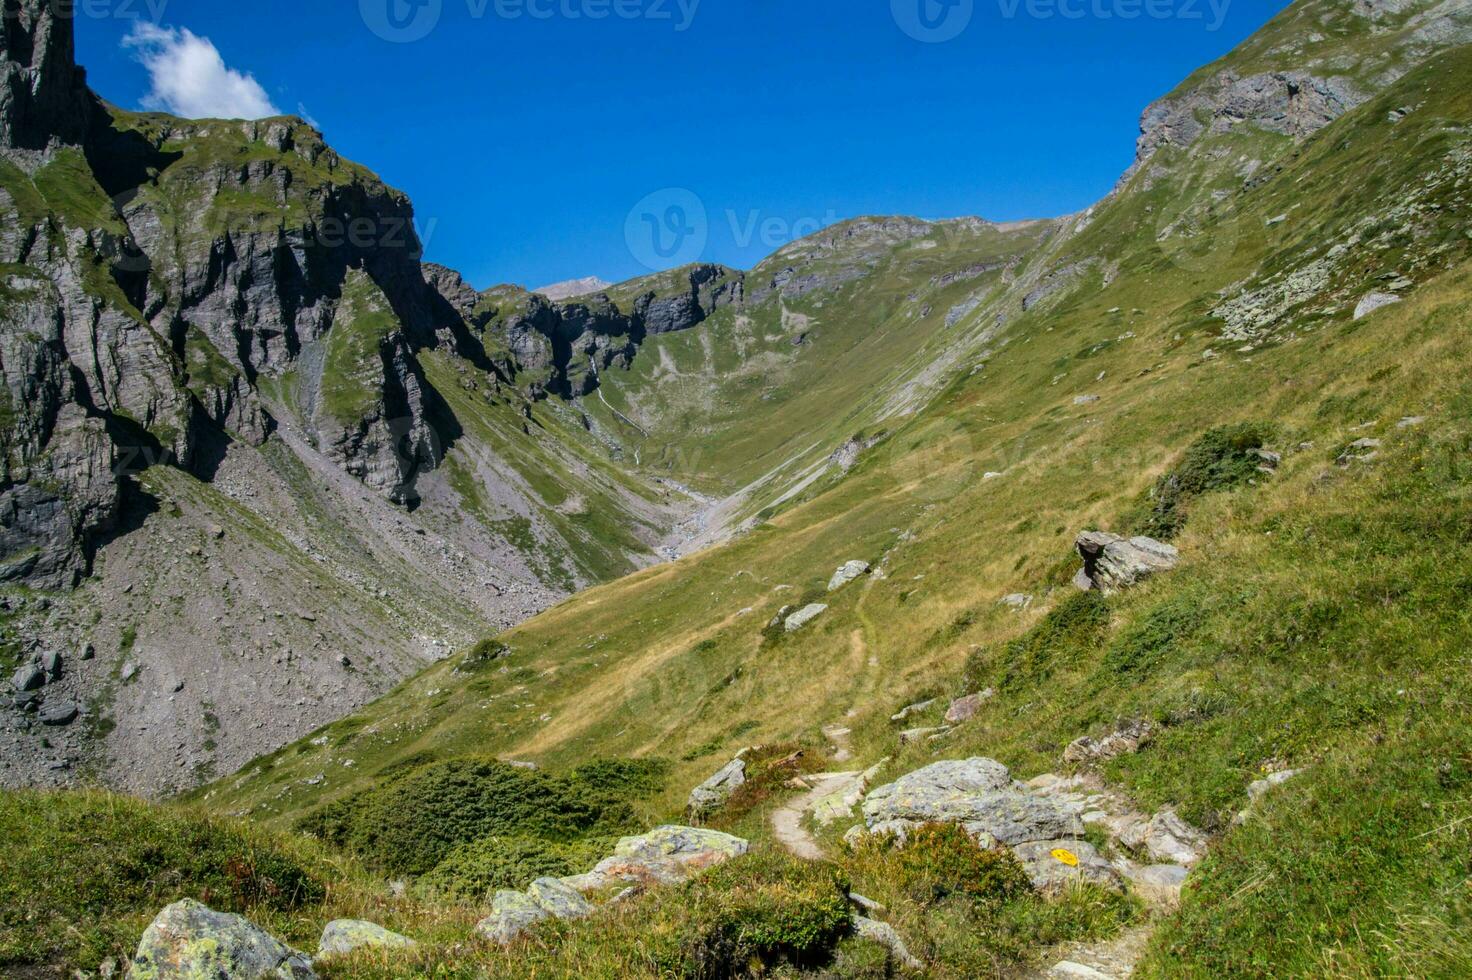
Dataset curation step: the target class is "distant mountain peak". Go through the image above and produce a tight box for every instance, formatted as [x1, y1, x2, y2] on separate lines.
[534, 276, 613, 300]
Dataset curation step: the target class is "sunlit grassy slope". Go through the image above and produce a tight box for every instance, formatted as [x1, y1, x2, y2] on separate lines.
[195, 24, 1472, 977]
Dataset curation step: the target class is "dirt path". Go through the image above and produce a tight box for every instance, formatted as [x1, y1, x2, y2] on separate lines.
[1031, 924, 1155, 979]
[771, 770, 861, 860]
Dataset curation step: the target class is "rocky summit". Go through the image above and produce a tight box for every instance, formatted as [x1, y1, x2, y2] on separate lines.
[6, 0, 1472, 976]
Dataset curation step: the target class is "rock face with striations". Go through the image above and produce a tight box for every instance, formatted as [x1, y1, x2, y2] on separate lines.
[1073, 531, 1180, 594]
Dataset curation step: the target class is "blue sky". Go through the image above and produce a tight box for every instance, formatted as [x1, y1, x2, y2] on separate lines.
[77, 0, 1286, 289]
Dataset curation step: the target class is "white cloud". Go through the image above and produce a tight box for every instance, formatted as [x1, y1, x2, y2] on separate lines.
[123, 23, 280, 121]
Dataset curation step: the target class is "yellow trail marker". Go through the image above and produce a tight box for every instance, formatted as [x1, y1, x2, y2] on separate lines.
[1051, 848, 1080, 867]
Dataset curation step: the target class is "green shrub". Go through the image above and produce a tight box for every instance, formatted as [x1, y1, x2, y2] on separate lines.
[296, 756, 665, 876]
[416, 835, 616, 901]
[1098, 592, 1207, 679]
[0, 790, 329, 970]
[849, 824, 1032, 909]
[987, 590, 1110, 691]
[1128, 423, 1273, 540]
[672, 852, 853, 978]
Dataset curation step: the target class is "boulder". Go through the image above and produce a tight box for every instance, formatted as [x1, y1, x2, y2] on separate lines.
[828, 560, 872, 592]
[40, 650, 62, 678]
[688, 757, 746, 816]
[862, 758, 1083, 846]
[590, 826, 749, 888]
[944, 690, 993, 725]
[38, 701, 78, 726]
[316, 920, 416, 958]
[1353, 292, 1402, 320]
[1011, 840, 1123, 894]
[131, 899, 316, 979]
[475, 891, 549, 945]
[854, 916, 924, 971]
[528, 877, 594, 920]
[784, 604, 829, 633]
[1063, 719, 1156, 764]
[999, 593, 1033, 610]
[1074, 531, 1180, 594]
[11, 663, 46, 692]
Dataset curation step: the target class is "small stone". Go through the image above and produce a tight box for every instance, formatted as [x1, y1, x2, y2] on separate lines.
[999, 593, 1032, 610]
[1064, 719, 1156, 764]
[1011, 839, 1122, 894]
[79, 643, 95, 661]
[1120, 862, 1189, 908]
[898, 726, 947, 745]
[1075, 531, 1180, 594]
[1074, 394, 1101, 406]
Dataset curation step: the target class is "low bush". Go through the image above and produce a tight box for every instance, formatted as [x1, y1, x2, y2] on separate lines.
[1128, 423, 1273, 540]
[848, 823, 1032, 910]
[0, 790, 331, 971]
[296, 756, 667, 876]
[415, 835, 616, 901]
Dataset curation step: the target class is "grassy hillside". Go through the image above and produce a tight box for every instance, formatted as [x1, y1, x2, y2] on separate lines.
[187, 34, 1472, 973]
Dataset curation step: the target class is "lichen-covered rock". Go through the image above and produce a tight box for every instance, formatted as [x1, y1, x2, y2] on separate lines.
[1010, 840, 1123, 894]
[589, 825, 750, 888]
[688, 757, 746, 816]
[527, 877, 594, 920]
[862, 758, 1082, 846]
[316, 920, 415, 958]
[131, 899, 316, 979]
[474, 890, 550, 945]
[1074, 532, 1180, 594]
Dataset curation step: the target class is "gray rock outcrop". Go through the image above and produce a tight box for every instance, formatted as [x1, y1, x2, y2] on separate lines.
[861, 758, 1083, 846]
[1073, 532, 1180, 594]
[784, 603, 828, 633]
[688, 756, 746, 816]
[828, 560, 871, 592]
